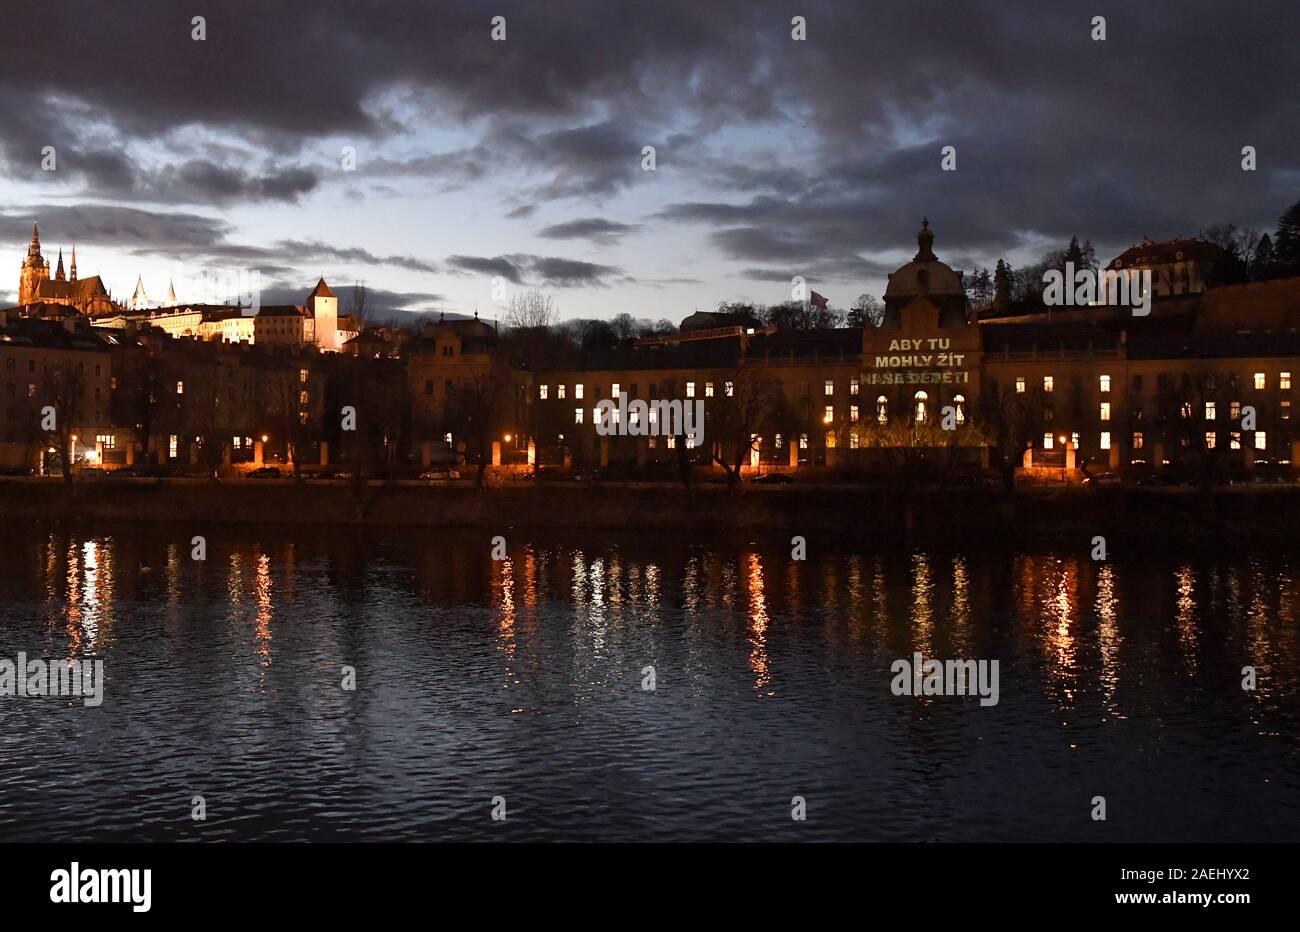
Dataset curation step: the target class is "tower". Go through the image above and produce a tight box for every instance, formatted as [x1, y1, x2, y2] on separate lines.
[70, 245, 77, 281]
[18, 221, 49, 306]
[307, 276, 338, 351]
[55, 248, 65, 282]
[130, 275, 150, 311]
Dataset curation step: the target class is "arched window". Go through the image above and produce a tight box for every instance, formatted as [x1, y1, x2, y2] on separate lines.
[953, 393, 966, 425]
[876, 394, 888, 424]
[914, 390, 928, 423]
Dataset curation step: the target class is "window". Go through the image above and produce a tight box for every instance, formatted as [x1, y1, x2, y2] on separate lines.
[705, 382, 714, 398]
[1043, 433, 1054, 449]
[724, 381, 734, 397]
[539, 385, 548, 400]
[1099, 374, 1111, 392]
[1283, 400, 1292, 420]
[914, 390, 928, 423]
[575, 384, 584, 400]
[1132, 432, 1144, 449]
[27, 384, 35, 398]
[876, 395, 888, 424]
[2, 360, 11, 372]
[821, 380, 835, 397]
[823, 405, 834, 424]
[774, 433, 783, 449]
[611, 382, 620, 398]
[169, 435, 179, 459]
[1071, 431, 1080, 447]
[1205, 401, 1216, 421]
[1100, 402, 1111, 421]
[1230, 431, 1241, 450]
[1256, 431, 1267, 451]
[954, 394, 966, 424]
[850, 378, 860, 396]
[1205, 432, 1216, 449]
[1015, 377, 1026, 393]
[299, 369, 308, 383]
[850, 433, 860, 449]
[1282, 372, 1292, 390]
[557, 384, 566, 399]
[1043, 375, 1054, 392]
[686, 381, 695, 398]
[799, 434, 808, 449]
[176, 380, 184, 394]
[1254, 372, 1266, 390]
[1100, 431, 1111, 450]
[849, 404, 859, 423]
[96, 434, 115, 449]
[1230, 401, 1241, 420]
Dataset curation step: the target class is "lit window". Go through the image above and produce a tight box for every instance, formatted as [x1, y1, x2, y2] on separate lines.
[686, 382, 695, 398]
[1100, 402, 1111, 421]
[1015, 377, 1026, 393]
[96, 434, 115, 449]
[176, 380, 184, 394]
[1230, 432, 1241, 450]
[1043, 433, 1054, 449]
[876, 395, 888, 424]
[1255, 431, 1267, 450]
[824, 405, 834, 424]
[574, 408, 583, 424]
[1205, 402, 1216, 420]
[1254, 372, 1266, 390]
[825, 380, 834, 396]
[1205, 432, 1216, 449]
[611, 382, 620, 398]
[1071, 432, 1080, 447]
[1283, 400, 1292, 420]
[850, 378, 860, 395]
[666, 434, 676, 449]
[169, 435, 178, 458]
[1100, 431, 1111, 450]
[914, 390, 928, 423]
[774, 433, 783, 449]
[849, 405, 859, 423]
[299, 369, 308, 383]
[1099, 374, 1111, 393]
[954, 394, 966, 424]
[1043, 375, 1054, 392]
[850, 433, 860, 449]
[575, 384, 584, 400]
[558, 384, 566, 399]
[1231, 401, 1241, 419]
[799, 434, 808, 449]
[1132, 432, 1144, 449]
[705, 382, 714, 398]
[1282, 372, 1291, 390]
[685, 434, 697, 449]
[724, 381, 734, 397]
[539, 384, 549, 400]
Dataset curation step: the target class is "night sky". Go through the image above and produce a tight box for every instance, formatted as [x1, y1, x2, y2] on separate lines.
[1, 0, 1296, 319]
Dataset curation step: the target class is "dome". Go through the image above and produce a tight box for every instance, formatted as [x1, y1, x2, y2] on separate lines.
[884, 219, 964, 298]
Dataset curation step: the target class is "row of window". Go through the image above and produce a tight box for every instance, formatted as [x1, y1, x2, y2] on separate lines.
[1015, 372, 1294, 394]
[3, 359, 103, 377]
[1046, 431, 1270, 451]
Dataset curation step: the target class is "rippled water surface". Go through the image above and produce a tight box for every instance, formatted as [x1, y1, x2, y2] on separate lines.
[0, 523, 1296, 841]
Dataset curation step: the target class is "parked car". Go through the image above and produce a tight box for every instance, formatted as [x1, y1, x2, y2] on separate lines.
[1083, 472, 1122, 486]
[247, 466, 283, 479]
[419, 467, 460, 480]
[77, 467, 108, 479]
[0, 465, 34, 476]
[751, 472, 793, 484]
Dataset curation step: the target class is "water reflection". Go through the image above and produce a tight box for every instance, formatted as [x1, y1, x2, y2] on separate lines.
[0, 524, 1297, 842]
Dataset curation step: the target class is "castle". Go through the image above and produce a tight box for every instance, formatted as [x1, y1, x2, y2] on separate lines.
[17, 222, 119, 316]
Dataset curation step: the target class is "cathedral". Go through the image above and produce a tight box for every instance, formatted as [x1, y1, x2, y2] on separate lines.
[17, 222, 120, 316]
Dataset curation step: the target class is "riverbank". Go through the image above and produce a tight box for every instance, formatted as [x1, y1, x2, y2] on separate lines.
[1, 476, 1297, 540]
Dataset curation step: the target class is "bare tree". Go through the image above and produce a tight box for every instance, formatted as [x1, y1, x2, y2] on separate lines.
[505, 289, 557, 331]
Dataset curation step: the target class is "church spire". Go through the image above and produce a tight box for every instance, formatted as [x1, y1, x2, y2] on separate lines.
[55, 248, 65, 281]
[166, 278, 177, 305]
[130, 274, 150, 310]
[914, 217, 937, 262]
[70, 245, 77, 281]
[27, 221, 43, 264]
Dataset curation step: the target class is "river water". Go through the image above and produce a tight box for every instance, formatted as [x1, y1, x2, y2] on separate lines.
[0, 523, 1295, 841]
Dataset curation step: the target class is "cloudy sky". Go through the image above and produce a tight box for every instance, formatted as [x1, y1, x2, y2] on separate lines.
[1, 0, 1296, 321]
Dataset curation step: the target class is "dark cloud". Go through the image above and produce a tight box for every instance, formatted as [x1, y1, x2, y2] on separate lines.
[447, 253, 625, 287]
[536, 217, 641, 243]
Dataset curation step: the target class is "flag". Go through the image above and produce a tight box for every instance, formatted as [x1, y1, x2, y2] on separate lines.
[810, 291, 829, 309]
